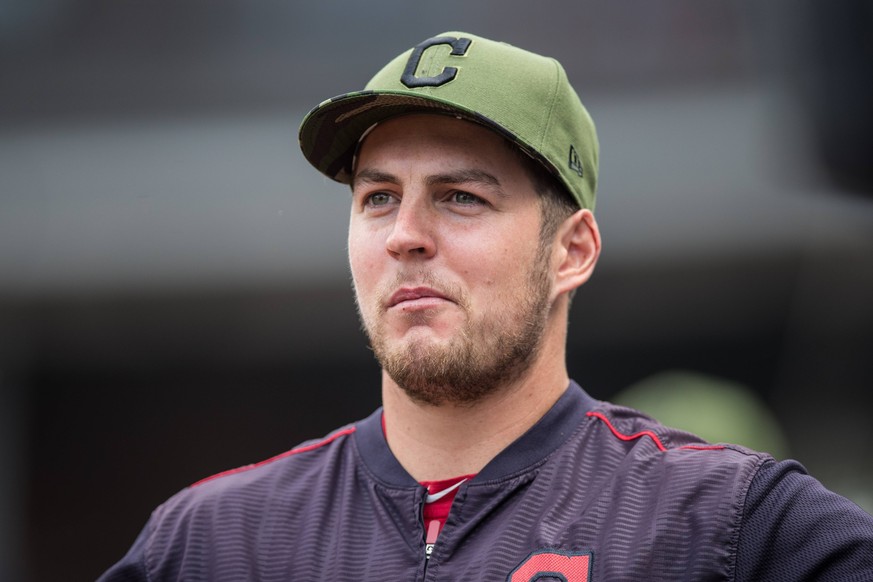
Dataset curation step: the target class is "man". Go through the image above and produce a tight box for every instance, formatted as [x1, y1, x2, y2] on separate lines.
[101, 31, 873, 581]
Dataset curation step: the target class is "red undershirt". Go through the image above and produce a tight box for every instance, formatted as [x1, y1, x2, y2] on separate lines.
[420, 474, 476, 550]
[382, 414, 476, 555]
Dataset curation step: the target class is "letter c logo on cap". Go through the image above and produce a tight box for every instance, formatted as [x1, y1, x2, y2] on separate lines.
[401, 36, 472, 88]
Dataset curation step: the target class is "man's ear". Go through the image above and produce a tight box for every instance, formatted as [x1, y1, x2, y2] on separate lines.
[552, 209, 601, 297]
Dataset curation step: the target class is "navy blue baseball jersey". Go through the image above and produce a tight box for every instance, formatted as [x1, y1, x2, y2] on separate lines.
[99, 382, 873, 581]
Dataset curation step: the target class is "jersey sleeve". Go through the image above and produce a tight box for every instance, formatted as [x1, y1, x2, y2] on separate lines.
[96, 518, 152, 582]
[735, 458, 873, 580]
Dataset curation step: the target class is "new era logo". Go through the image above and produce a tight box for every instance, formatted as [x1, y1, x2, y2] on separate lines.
[568, 145, 584, 177]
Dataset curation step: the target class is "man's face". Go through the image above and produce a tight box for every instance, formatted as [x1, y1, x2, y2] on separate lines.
[348, 114, 557, 406]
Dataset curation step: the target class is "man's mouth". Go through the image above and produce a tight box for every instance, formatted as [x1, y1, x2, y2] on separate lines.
[387, 287, 452, 309]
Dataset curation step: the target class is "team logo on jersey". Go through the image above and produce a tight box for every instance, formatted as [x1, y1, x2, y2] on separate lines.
[508, 549, 593, 582]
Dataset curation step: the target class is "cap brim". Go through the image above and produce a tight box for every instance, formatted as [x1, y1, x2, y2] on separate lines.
[298, 90, 550, 185]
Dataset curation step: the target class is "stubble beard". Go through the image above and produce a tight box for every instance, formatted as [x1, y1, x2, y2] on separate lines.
[357, 251, 554, 407]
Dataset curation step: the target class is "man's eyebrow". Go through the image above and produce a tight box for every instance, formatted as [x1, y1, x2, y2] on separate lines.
[426, 169, 506, 195]
[427, 169, 499, 187]
[353, 168, 506, 194]
[352, 169, 399, 188]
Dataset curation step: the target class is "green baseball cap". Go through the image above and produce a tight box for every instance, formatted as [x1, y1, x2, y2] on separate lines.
[298, 31, 599, 210]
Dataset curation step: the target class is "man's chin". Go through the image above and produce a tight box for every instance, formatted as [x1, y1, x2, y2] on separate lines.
[384, 327, 457, 352]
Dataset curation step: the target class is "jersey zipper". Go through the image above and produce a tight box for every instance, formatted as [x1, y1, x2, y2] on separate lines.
[419, 488, 431, 580]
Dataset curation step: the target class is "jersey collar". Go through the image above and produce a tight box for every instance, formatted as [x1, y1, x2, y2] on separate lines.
[353, 381, 598, 488]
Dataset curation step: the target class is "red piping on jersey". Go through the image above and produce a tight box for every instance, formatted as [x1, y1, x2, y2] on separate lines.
[679, 444, 726, 450]
[586, 411, 725, 452]
[191, 427, 357, 487]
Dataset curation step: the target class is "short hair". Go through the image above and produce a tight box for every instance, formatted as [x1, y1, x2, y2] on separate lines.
[507, 145, 579, 247]
[506, 143, 582, 305]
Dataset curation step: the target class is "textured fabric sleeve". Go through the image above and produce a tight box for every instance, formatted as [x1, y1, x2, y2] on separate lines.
[96, 518, 152, 582]
[735, 459, 873, 581]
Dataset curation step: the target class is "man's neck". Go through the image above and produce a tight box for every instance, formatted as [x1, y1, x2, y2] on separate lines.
[380, 351, 569, 482]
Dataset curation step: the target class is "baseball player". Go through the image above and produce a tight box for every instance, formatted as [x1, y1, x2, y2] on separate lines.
[100, 32, 873, 581]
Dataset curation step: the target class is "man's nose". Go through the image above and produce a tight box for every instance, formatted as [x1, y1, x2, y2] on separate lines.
[385, 200, 436, 259]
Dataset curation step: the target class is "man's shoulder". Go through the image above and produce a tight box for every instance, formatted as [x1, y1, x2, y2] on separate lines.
[192, 423, 358, 489]
[99, 422, 367, 580]
[577, 400, 773, 490]
[155, 422, 360, 524]
[586, 400, 770, 456]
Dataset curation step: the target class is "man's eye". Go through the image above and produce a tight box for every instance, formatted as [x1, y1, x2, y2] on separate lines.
[366, 192, 393, 206]
[452, 191, 482, 205]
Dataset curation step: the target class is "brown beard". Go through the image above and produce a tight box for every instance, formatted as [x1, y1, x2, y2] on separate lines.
[357, 248, 553, 406]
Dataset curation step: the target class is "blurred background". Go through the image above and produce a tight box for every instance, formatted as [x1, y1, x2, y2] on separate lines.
[1, 0, 872, 579]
